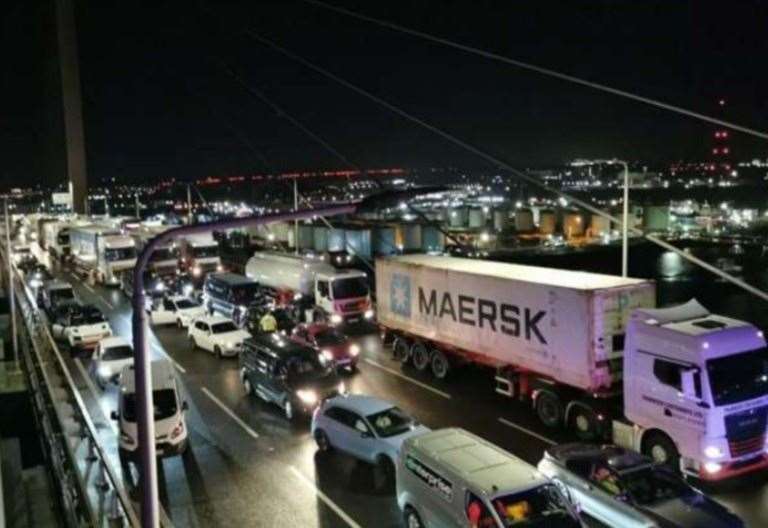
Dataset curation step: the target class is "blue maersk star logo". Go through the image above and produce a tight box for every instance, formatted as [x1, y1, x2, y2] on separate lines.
[390, 273, 411, 317]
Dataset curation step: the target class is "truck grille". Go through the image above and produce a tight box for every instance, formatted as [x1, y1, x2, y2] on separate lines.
[729, 435, 765, 458]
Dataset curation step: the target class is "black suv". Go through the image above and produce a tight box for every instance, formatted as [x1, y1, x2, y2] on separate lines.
[203, 273, 264, 326]
[239, 332, 344, 420]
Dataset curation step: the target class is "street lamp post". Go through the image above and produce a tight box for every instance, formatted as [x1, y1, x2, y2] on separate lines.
[620, 161, 629, 277]
[132, 204, 356, 527]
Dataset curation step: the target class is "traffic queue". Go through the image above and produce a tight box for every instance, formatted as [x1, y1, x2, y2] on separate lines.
[10, 215, 752, 528]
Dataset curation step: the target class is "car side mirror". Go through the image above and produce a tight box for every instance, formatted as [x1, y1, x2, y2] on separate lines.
[182, 401, 189, 411]
[110, 411, 119, 420]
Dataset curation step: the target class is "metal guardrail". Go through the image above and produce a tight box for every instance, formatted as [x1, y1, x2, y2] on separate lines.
[1, 245, 141, 527]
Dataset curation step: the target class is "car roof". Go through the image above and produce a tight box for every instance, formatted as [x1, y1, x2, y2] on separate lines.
[406, 428, 547, 497]
[99, 336, 130, 348]
[546, 443, 652, 473]
[326, 394, 396, 415]
[120, 359, 175, 393]
[246, 332, 317, 359]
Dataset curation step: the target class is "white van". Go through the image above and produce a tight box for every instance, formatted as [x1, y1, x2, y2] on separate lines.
[112, 360, 188, 462]
[397, 428, 581, 528]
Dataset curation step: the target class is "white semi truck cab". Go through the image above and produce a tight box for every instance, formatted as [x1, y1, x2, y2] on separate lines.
[246, 252, 373, 324]
[179, 233, 222, 278]
[617, 299, 768, 481]
[130, 226, 179, 277]
[70, 224, 137, 286]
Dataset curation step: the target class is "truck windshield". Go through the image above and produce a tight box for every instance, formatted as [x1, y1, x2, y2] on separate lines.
[491, 484, 578, 527]
[193, 245, 219, 258]
[105, 247, 137, 262]
[707, 347, 768, 406]
[150, 247, 177, 262]
[57, 233, 70, 245]
[332, 277, 368, 300]
[123, 389, 178, 422]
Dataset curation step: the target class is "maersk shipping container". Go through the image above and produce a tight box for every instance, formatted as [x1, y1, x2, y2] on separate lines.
[376, 255, 655, 392]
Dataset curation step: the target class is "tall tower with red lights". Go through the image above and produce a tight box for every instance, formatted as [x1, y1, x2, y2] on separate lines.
[710, 98, 732, 179]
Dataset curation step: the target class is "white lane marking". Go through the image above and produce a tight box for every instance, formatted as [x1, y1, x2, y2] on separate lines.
[363, 358, 451, 399]
[288, 466, 362, 528]
[169, 358, 186, 373]
[74, 357, 118, 434]
[100, 298, 115, 310]
[498, 417, 556, 446]
[83, 283, 96, 294]
[201, 387, 259, 439]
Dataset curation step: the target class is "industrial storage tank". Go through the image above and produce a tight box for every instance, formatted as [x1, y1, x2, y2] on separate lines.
[589, 215, 611, 237]
[493, 209, 510, 231]
[514, 208, 534, 232]
[421, 225, 445, 252]
[373, 226, 397, 256]
[327, 228, 346, 252]
[468, 207, 486, 228]
[563, 212, 585, 238]
[402, 224, 422, 251]
[538, 210, 557, 235]
[344, 228, 372, 259]
[298, 224, 315, 250]
[313, 226, 328, 252]
[448, 207, 468, 227]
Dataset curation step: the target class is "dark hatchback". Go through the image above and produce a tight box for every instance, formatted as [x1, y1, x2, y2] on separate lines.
[239, 332, 345, 420]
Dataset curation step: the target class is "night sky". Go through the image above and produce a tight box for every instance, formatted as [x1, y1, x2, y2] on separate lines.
[2, 1, 767, 190]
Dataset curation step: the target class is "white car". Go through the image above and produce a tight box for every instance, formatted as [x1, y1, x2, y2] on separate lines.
[188, 315, 250, 358]
[92, 336, 134, 388]
[51, 304, 112, 350]
[149, 295, 206, 328]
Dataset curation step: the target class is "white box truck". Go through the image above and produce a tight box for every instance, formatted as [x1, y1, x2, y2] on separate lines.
[42, 220, 74, 262]
[69, 224, 137, 286]
[377, 255, 768, 481]
[246, 251, 373, 324]
[178, 232, 222, 279]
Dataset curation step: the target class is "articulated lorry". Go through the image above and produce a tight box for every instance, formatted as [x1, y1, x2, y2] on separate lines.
[377, 255, 768, 481]
[130, 225, 179, 277]
[178, 232, 221, 279]
[246, 251, 373, 324]
[69, 224, 137, 286]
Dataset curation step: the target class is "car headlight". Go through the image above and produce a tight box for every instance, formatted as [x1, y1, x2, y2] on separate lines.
[330, 314, 343, 325]
[192, 266, 202, 277]
[171, 421, 185, 439]
[349, 344, 360, 356]
[216, 264, 224, 272]
[321, 349, 334, 363]
[703, 462, 723, 474]
[337, 381, 346, 394]
[183, 284, 194, 296]
[296, 389, 318, 405]
[364, 309, 374, 320]
[155, 282, 165, 292]
[97, 365, 111, 378]
[704, 446, 723, 459]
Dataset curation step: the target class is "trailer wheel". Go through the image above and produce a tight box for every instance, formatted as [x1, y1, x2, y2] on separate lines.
[536, 391, 564, 428]
[642, 431, 680, 470]
[568, 405, 598, 440]
[393, 338, 410, 364]
[430, 350, 450, 379]
[411, 342, 430, 372]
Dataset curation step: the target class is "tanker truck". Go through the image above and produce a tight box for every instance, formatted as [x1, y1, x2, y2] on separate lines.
[377, 254, 768, 481]
[69, 224, 137, 286]
[246, 251, 373, 324]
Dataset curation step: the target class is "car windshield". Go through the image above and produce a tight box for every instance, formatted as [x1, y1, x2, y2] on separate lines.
[103, 345, 133, 361]
[315, 329, 346, 347]
[211, 321, 238, 334]
[193, 245, 218, 258]
[331, 276, 368, 300]
[232, 283, 260, 304]
[491, 484, 578, 527]
[123, 388, 177, 422]
[105, 247, 137, 262]
[57, 233, 70, 245]
[366, 407, 414, 438]
[707, 347, 768, 406]
[52, 289, 75, 302]
[284, 356, 329, 382]
[72, 310, 105, 325]
[150, 247, 177, 262]
[175, 299, 199, 309]
[618, 465, 691, 506]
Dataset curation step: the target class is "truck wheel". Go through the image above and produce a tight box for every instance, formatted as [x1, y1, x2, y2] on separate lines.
[643, 432, 679, 470]
[404, 507, 423, 528]
[410, 342, 430, 372]
[536, 391, 563, 428]
[430, 350, 450, 379]
[568, 405, 598, 440]
[393, 338, 410, 364]
[241, 369, 253, 395]
[314, 429, 332, 452]
[214, 346, 223, 358]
